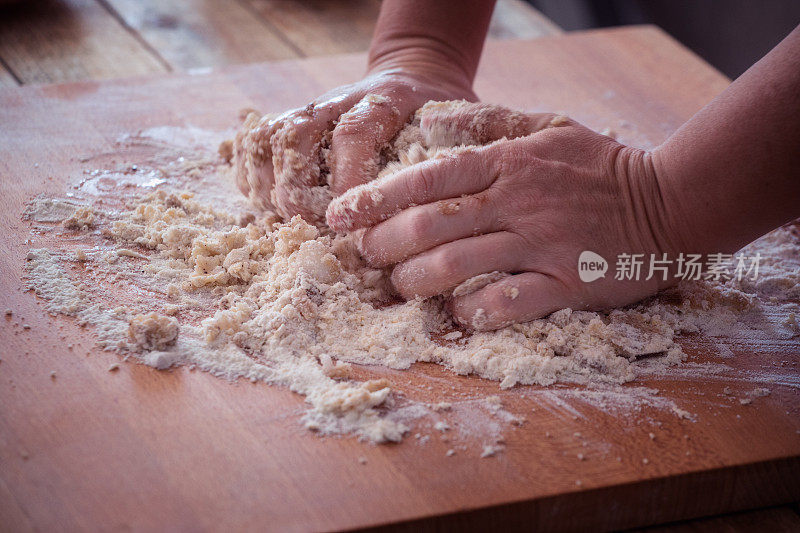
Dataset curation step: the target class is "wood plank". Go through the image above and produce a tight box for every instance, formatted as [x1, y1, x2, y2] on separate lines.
[246, 0, 560, 58]
[636, 506, 800, 532]
[1, 27, 799, 531]
[102, 0, 301, 71]
[0, 61, 20, 87]
[245, 0, 382, 56]
[489, 0, 563, 40]
[0, 0, 167, 84]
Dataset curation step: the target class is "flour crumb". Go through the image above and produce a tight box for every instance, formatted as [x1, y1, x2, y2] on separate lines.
[437, 201, 460, 215]
[128, 313, 179, 351]
[432, 401, 452, 412]
[62, 206, 95, 230]
[502, 286, 519, 300]
[142, 350, 184, 370]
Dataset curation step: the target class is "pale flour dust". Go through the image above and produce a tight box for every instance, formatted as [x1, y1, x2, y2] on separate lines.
[21, 101, 800, 447]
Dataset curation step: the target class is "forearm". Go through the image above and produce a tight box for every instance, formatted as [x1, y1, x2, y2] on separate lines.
[367, 0, 496, 89]
[653, 25, 800, 254]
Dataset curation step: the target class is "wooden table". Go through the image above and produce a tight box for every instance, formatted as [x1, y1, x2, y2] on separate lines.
[2, 25, 800, 532]
[0, 0, 560, 86]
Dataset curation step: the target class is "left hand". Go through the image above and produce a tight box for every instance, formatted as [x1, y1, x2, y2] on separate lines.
[326, 105, 684, 330]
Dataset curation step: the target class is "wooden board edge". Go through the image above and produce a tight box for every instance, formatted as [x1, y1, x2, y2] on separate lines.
[356, 456, 800, 532]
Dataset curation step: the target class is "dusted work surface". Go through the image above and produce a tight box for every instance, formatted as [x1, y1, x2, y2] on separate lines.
[1, 26, 799, 532]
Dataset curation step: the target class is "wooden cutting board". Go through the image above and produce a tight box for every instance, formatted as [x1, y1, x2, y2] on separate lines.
[1, 26, 799, 532]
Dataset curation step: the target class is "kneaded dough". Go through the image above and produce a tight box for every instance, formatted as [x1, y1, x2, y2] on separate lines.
[231, 100, 538, 225]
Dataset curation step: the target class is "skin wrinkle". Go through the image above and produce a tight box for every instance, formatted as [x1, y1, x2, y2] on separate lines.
[613, 146, 684, 290]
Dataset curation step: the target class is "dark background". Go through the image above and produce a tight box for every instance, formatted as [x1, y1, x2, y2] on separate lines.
[529, 0, 800, 78]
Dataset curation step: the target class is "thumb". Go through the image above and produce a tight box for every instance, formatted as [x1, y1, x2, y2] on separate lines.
[449, 272, 573, 331]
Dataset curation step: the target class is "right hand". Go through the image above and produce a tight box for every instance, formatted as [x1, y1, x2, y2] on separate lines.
[233, 68, 477, 223]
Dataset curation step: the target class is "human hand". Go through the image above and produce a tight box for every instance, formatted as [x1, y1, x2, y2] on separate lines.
[232, 68, 476, 224]
[327, 105, 683, 330]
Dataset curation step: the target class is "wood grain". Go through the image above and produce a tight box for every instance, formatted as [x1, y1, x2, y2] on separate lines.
[0, 60, 19, 87]
[245, 0, 561, 58]
[245, 0, 383, 56]
[0, 0, 168, 84]
[489, 0, 563, 40]
[636, 506, 800, 532]
[1, 27, 799, 531]
[103, 0, 301, 70]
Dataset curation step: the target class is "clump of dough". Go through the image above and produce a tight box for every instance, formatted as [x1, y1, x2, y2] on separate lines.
[63, 206, 95, 230]
[128, 313, 179, 351]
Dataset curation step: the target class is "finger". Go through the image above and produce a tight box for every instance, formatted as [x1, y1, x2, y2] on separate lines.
[420, 102, 568, 146]
[449, 272, 572, 331]
[390, 232, 524, 300]
[329, 94, 407, 195]
[360, 192, 497, 267]
[326, 145, 497, 232]
[269, 96, 360, 220]
[232, 112, 277, 208]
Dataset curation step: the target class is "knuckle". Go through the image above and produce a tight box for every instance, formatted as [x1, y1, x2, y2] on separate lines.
[334, 116, 364, 137]
[481, 287, 512, 318]
[431, 248, 462, 279]
[406, 209, 433, 242]
[408, 163, 439, 201]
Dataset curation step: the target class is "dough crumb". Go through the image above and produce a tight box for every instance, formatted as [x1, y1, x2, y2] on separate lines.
[481, 444, 502, 458]
[218, 139, 234, 163]
[437, 201, 460, 215]
[434, 421, 450, 432]
[502, 286, 519, 300]
[128, 313, 179, 351]
[432, 401, 452, 412]
[62, 206, 95, 230]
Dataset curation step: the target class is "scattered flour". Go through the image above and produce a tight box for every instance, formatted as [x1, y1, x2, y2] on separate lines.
[20, 102, 800, 446]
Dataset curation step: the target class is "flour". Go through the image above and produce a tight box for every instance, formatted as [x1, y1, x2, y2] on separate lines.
[21, 103, 800, 446]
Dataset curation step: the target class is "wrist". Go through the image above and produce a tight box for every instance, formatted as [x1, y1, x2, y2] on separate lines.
[617, 146, 694, 255]
[367, 41, 476, 98]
